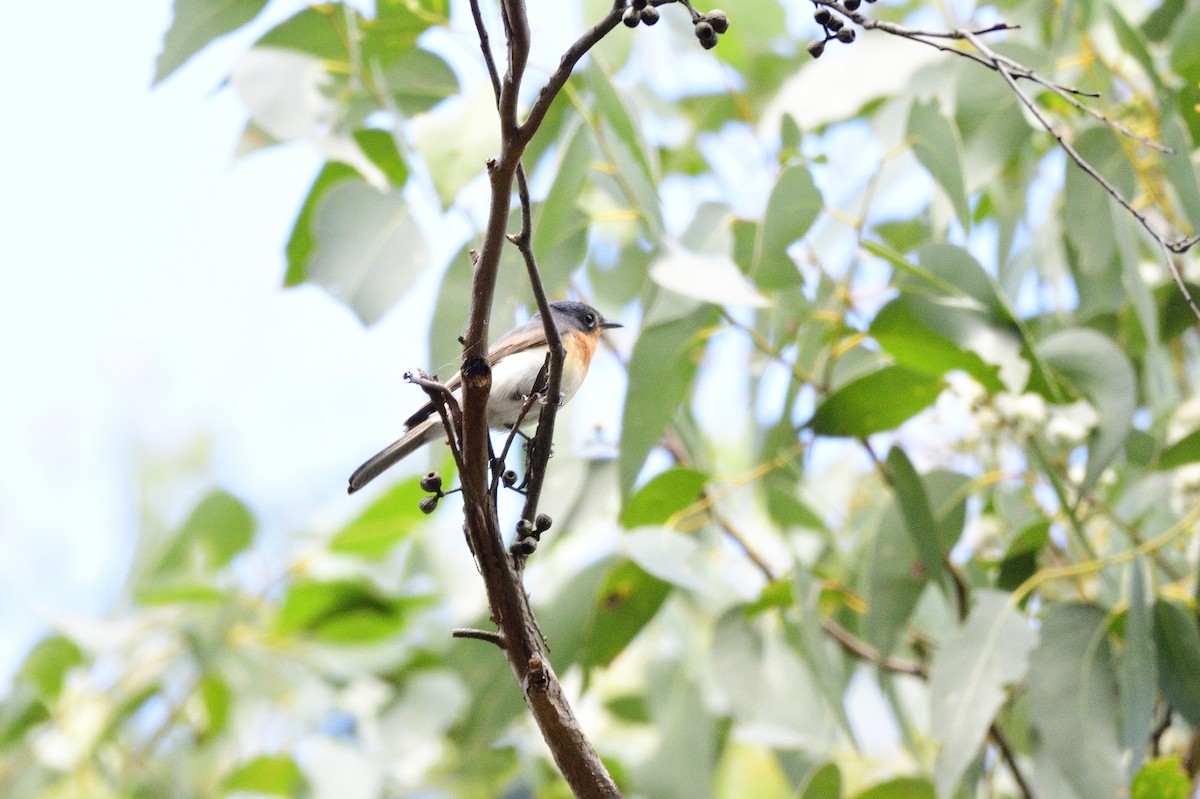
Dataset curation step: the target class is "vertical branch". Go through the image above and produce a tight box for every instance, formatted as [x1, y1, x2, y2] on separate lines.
[458, 2, 626, 796]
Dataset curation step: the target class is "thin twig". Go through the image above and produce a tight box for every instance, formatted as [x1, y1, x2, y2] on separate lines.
[959, 28, 1200, 321]
[517, 1, 627, 147]
[453, 627, 507, 648]
[989, 722, 1037, 799]
[510, 169, 568, 549]
[822, 616, 929, 677]
[491, 378, 544, 496]
[406, 370, 466, 471]
[817, 5, 1200, 317]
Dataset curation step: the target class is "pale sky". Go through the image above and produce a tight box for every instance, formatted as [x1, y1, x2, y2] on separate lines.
[0, 0, 449, 683]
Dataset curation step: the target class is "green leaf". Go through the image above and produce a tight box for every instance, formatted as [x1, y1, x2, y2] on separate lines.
[380, 48, 460, 116]
[20, 636, 84, 702]
[1144, 0, 1185, 40]
[852, 776, 935, 799]
[136, 583, 228, 605]
[930, 591, 1037, 799]
[1160, 111, 1200, 228]
[954, 62, 1030, 189]
[284, 162, 361, 287]
[1064, 128, 1137, 273]
[619, 305, 718, 501]
[586, 60, 659, 229]
[413, 90, 501, 206]
[907, 97, 970, 230]
[1151, 599, 1200, 727]
[1169, 8, 1200, 83]
[1120, 559, 1156, 782]
[1038, 328, 1136, 493]
[886, 447, 948, 593]
[636, 661, 722, 799]
[153, 490, 255, 576]
[154, 0, 270, 85]
[788, 570, 853, 736]
[1110, 8, 1162, 90]
[798, 762, 842, 799]
[1132, 757, 1191, 799]
[753, 165, 823, 288]
[1028, 603, 1123, 799]
[606, 694, 651, 724]
[621, 468, 707, 528]
[809, 366, 944, 438]
[711, 611, 836, 751]
[197, 674, 231, 740]
[352, 130, 408, 188]
[222, 754, 308, 797]
[870, 299, 1003, 391]
[0, 690, 50, 747]
[996, 521, 1050, 591]
[330, 474, 426, 558]
[532, 122, 593, 294]
[256, 4, 351, 60]
[276, 579, 420, 643]
[363, 0, 450, 65]
[864, 505, 926, 655]
[581, 561, 672, 671]
[306, 180, 428, 325]
[1158, 427, 1200, 470]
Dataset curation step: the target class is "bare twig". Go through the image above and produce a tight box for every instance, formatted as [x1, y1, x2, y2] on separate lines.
[406, 370, 466, 472]
[510, 172, 568, 550]
[452, 627, 507, 648]
[989, 722, 1037, 799]
[517, 1, 627, 147]
[491, 377, 543, 496]
[815, 5, 1200, 319]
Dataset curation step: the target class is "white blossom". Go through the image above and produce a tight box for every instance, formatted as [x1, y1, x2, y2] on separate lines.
[1045, 400, 1100, 447]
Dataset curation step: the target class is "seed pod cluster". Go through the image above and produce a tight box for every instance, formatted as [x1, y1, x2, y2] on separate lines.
[806, 0, 868, 58]
[623, 0, 660, 27]
[694, 8, 728, 49]
[622, 2, 730, 49]
[419, 471, 446, 514]
[511, 512, 554, 558]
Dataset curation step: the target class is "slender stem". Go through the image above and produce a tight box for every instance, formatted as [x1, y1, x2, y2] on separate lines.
[452, 627, 507, 648]
[989, 722, 1037, 799]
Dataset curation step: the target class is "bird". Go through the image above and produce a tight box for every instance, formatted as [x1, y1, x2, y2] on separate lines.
[348, 300, 621, 494]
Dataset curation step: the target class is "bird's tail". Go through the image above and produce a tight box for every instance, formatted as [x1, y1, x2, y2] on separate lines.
[347, 417, 441, 494]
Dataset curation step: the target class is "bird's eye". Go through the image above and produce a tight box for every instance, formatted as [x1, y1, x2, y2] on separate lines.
[585, 313, 596, 326]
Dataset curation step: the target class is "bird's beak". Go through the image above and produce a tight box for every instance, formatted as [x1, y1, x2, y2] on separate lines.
[601, 320, 622, 330]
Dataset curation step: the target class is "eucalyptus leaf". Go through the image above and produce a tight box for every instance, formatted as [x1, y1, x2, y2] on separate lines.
[1038, 328, 1136, 493]
[930, 591, 1036, 799]
[809, 366, 944, 437]
[307, 180, 429, 325]
[1028, 603, 1123, 799]
[907, 97, 970, 230]
[754, 165, 823, 288]
[154, 0, 269, 85]
[1120, 559, 1156, 782]
[1152, 599, 1200, 727]
[618, 304, 718, 500]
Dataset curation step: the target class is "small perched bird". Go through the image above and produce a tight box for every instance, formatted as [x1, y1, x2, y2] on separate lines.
[348, 301, 621, 494]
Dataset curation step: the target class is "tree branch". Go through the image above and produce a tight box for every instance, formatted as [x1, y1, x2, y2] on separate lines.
[516, 1, 628, 147]
[811, 4, 1200, 320]
[455, 2, 624, 796]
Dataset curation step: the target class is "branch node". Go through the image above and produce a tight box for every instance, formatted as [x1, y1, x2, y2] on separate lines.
[526, 656, 550, 692]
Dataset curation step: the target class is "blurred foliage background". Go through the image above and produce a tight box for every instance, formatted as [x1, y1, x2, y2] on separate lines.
[5, 0, 1200, 797]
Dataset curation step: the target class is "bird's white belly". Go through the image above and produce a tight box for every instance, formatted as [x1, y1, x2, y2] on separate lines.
[486, 346, 586, 428]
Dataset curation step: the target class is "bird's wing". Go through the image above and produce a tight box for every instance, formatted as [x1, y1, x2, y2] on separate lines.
[401, 316, 550, 429]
